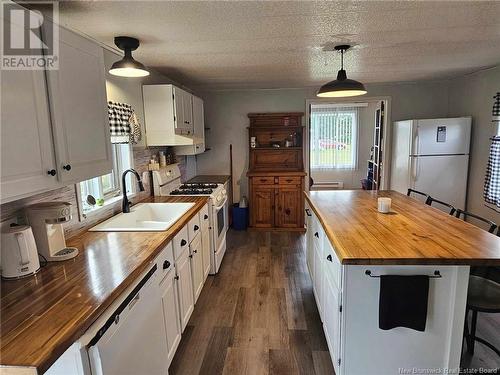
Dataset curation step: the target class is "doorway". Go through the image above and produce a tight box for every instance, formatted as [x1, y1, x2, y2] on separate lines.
[305, 97, 391, 191]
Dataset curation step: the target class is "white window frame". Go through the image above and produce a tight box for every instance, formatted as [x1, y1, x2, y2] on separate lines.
[76, 144, 133, 219]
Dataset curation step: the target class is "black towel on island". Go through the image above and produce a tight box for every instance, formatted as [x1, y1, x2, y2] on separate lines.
[379, 275, 430, 332]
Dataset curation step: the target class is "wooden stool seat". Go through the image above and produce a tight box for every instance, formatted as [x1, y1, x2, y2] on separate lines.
[467, 275, 500, 312]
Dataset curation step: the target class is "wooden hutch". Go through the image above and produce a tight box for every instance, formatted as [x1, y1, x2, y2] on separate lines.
[247, 112, 305, 231]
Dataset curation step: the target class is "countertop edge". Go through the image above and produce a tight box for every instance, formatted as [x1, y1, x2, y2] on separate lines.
[1, 196, 209, 373]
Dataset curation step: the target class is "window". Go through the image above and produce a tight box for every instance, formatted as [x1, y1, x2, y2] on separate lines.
[79, 144, 132, 213]
[310, 104, 359, 170]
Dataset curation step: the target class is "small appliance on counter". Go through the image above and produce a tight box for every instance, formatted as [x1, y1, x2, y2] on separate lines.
[25, 202, 78, 261]
[1, 224, 40, 279]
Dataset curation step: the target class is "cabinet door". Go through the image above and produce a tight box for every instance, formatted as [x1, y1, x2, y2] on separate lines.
[190, 235, 204, 303]
[160, 270, 182, 366]
[192, 96, 205, 147]
[250, 185, 275, 228]
[173, 86, 184, 134]
[0, 13, 60, 203]
[182, 91, 193, 134]
[305, 205, 314, 277]
[175, 248, 194, 331]
[46, 26, 112, 183]
[276, 186, 302, 228]
[202, 228, 211, 281]
[324, 269, 341, 375]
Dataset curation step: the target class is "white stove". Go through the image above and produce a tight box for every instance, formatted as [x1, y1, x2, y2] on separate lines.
[152, 166, 228, 274]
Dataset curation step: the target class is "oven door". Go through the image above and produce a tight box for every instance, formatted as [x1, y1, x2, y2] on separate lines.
[213, 195, 228, 250]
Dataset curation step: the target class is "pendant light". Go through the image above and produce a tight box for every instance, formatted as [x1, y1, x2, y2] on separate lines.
[317, 44, 366, 98]
[109, 36, 150, 78]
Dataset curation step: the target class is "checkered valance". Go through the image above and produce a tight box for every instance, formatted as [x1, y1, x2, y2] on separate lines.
[108, 101, 142, 144]
[484, 137, 500, 207]
[493, 92, 500, 123]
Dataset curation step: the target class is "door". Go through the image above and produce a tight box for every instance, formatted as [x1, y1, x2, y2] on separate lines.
[250, 185, 275, 228]
[411, 154, 469, 209]
[190, 234, 204, 303]
[176, 248, 194, 331]
[46, 26, 112, 183]
[0, 12, 60, 203]
[160, 270, 182, 366]
[412, 118, 471, 156]
[276, 187, 302, 228]
[88, 266, 168, 375]
[202, 227, 211, 281]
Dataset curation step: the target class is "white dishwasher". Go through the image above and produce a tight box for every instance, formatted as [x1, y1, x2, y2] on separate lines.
[88, 265, 168, 375]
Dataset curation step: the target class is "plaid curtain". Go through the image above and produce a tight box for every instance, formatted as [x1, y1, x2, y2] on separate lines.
[108, 101, 142, 144]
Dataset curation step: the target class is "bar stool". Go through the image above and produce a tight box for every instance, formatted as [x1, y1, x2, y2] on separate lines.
[407, 188, 430, 201]
[464, 274, 500, 358]
[454, 209, 497, 233]
[425, 196, 456, 215]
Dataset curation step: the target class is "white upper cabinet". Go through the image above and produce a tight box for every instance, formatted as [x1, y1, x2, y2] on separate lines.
[0, 14, 60, 203]
[45, 26, 112, 183]
[175, 95, 205, 155]
[143, 84, 204, 151]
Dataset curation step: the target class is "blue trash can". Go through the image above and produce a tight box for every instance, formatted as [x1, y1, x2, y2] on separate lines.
[232, 203, 248, 230]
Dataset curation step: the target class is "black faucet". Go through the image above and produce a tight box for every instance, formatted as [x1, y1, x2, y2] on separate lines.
[122, 169, 145, 213]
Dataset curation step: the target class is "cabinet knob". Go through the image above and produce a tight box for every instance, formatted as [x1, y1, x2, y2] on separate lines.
[193, 249, 198, 254]
[163, 260, 171, 269]
[314, 232, 319, 238]
[194, 225, 199, 231]
[204, 214, 209, 220]
[305, 208, 312, 217]
[63, 164, 71, 171]
[174, 275, 179, 280]
[327, 255, 333, 262]
[181, 239, 187, 246]
[189, 254, 193, 258]
[47, 169, 56, 176]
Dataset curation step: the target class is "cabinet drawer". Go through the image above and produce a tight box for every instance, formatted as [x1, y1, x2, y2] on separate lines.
[156, 242, 174, 284]
[173, 226, 189, 260]
[278, 176, 301, 185]
[324, 238, 342, 290]
[253, 176, 275, 185]
[188, 212, 201, 243]
[200, 204, 210, 232]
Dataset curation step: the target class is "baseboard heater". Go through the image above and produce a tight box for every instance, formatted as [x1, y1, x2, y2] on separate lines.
[311, 182, 344, 190]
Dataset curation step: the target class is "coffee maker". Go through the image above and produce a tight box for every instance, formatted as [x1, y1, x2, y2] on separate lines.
[25, 202, 78, 261]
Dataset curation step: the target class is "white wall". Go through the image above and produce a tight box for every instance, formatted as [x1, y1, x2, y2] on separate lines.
[448, 66, 500, 224]
[197, 80, 450, 201]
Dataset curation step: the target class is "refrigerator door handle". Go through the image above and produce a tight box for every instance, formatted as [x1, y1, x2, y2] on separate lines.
[414, 132, 420, 156]
[412, 157, 418, 181]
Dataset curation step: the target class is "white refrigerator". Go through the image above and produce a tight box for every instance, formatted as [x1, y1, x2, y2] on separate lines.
[390, 117, 471, 210]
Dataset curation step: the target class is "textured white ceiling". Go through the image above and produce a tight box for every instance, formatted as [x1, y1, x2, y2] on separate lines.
[57, 1, 500, 90]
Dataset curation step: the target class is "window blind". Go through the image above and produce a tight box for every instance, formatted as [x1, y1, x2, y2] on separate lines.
[310, 105, 359, 170]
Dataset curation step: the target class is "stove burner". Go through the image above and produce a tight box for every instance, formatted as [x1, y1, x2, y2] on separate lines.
[180, 183, 218, 189]
[170, 188, 214, 195]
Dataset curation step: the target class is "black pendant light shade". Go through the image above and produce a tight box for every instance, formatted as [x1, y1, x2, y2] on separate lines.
[109, 36, 150, 78]
[317, 45, 366, 98]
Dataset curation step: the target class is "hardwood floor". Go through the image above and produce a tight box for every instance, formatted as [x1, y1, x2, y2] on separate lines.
[169, 229, 334, 375]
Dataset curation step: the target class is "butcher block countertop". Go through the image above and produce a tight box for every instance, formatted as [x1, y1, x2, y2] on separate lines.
[305, 190, 500, 266]
[0, 196, 208, 373]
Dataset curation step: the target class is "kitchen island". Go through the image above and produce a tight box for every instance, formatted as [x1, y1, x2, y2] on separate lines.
[304, 190, 500, 375]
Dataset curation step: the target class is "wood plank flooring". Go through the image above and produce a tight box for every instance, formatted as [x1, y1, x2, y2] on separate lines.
[169, 230, 334, 375]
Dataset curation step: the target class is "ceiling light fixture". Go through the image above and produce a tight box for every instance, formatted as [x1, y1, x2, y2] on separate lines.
[317, 44, 366, 98]
[109, 36, 149, 78]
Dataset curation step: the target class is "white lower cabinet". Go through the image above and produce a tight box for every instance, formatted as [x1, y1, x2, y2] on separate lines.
[202, 227, 211, 281]
[160, 268, 182, 367]
[176, 245, 195, 331]
[190, 233, 204, 303]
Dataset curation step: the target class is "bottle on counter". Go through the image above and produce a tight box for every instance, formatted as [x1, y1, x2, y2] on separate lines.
[159, 151, 167, 167]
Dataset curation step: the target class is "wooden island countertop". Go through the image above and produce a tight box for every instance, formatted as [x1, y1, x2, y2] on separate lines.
[0, 196, 208, 374]
[305, 190, 500, 266]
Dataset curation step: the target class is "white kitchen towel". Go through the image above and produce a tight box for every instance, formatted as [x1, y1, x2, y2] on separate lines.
[484, 136, 500, 207]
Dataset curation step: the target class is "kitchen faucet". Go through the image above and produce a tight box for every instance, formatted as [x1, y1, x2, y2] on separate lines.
[122, 169, 145, 213]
